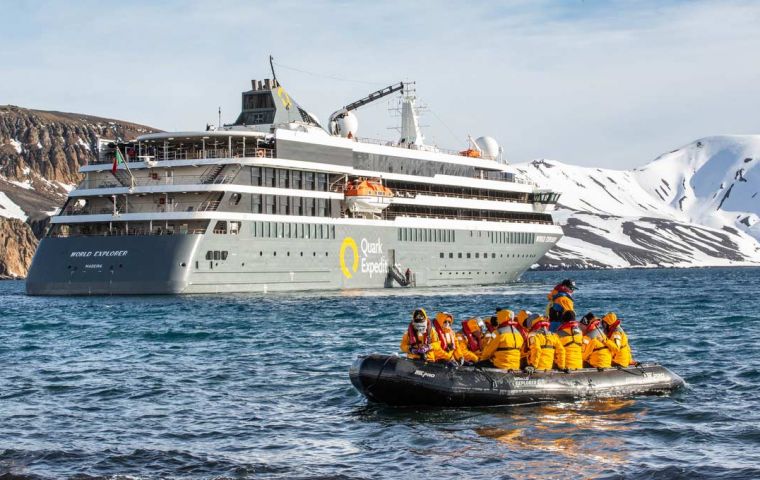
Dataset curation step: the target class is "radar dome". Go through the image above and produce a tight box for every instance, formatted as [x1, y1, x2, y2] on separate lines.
[336, 111, 359, 138]
[475, 136, 502, 160]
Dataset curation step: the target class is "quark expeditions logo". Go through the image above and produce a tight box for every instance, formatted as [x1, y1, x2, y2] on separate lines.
[339, 237, 388, 279]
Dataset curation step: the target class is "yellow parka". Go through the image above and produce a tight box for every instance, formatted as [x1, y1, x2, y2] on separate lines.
[602, 313, 634, 367]
[400, 323, 442, 362]
[528, 329, 566, 370]
[557, 324, 584, 370]
[479, 311, 524, 370]
[431, 313, 458, 362]
[609, 328, 633, 367]
[454, 332, 479, 363]
[582, 323, 619, 368]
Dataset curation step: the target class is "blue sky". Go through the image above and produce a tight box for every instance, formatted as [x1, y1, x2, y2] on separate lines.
[2, 0, 759, 169]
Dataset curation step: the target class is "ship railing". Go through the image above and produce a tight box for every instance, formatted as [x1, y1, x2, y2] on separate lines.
[48, 228, 208, 238]
[85, 173, 238, 189]
[58, 198, 223, 216]
[383, 211, 554, 225]
[391, 188, 529, 204]
[97, 146, 276, 164]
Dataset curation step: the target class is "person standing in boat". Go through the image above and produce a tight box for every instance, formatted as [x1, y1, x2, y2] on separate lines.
[546, 279, 576, 330]
[581, 312, 620, 369]
[556, 310, 584, 370]
[602, 312, 637, 367]
[525, 315, 566, 372]
[400, 308, 442, 362]
[478, 309, 524, 371]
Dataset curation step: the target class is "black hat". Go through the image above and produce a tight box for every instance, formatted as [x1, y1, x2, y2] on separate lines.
[580, 311, 595, 325]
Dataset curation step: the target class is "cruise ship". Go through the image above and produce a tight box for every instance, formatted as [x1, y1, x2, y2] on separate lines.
[25, 72, 563, 295]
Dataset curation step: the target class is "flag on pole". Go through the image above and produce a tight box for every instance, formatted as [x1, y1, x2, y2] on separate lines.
[111, 147, 126, 173]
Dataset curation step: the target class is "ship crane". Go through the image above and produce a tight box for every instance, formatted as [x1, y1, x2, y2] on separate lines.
[328, 82, 404, 137]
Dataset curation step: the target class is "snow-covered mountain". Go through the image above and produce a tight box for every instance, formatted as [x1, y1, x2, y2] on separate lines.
[517, 136, 760, 269]
[634, 135, 760, 241]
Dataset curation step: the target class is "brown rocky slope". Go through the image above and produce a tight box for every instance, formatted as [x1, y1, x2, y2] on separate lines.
[0, 105, 157, 278]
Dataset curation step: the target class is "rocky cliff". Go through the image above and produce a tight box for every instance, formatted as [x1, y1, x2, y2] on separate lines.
[0, 106, 157, 277]
[0, 217, 38, 279]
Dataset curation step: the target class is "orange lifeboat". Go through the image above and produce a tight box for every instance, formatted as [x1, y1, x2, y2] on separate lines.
[459, 148, 481, 158]
[344, 179, 393, 216]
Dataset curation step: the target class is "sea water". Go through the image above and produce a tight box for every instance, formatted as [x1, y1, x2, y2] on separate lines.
[1, 268, 759, 479]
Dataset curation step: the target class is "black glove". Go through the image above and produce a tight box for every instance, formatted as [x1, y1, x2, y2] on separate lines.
[562, 368, 570, 373]
[597, 367, 605, 372]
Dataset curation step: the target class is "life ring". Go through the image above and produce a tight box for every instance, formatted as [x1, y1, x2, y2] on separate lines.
[255, 149, 265, 158]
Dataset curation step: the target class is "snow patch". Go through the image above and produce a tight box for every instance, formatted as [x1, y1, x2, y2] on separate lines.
[0, 192, 27, 221]
[9, 138, 23, 154]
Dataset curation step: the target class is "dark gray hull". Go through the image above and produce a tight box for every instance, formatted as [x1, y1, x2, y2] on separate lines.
[349, 354, 685, 406]
[26, 220, 560, 295]
[26, 235, 202, 295]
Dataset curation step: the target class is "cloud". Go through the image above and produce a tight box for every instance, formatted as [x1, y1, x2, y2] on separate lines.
[1, 0, 759, 168]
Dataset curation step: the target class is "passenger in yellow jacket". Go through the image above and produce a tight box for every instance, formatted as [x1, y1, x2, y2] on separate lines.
[546, 279, 576, 327]
[602, 312, 635, 367]
[526, 316, 566, 370]
[400, 308, 442, 362]
[431, 312, 458, 362]
[479, 309, 524, 370]
[556, 310, 584, 370]
[455, 317, 484, 363]
[581, 313, 619, 368]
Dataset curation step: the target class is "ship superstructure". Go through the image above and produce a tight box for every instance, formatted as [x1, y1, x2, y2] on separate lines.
[26, 73, 562, 295]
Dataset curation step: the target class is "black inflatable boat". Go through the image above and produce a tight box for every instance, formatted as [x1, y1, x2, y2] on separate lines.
[350, 354, 685, 406]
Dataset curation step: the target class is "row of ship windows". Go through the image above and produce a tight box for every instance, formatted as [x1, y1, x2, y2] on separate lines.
[485, 231, 536, 244]
[398, 228, 456, 243]
[251, 221, 337, 239]
[251, 167, 341, 191]
[251, 194, 333, 217]
[439, 252, 537, 259]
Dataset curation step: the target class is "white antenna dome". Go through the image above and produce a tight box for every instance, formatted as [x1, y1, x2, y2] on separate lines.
[337, 111, 358, 137]
[475, 136, 502, 160]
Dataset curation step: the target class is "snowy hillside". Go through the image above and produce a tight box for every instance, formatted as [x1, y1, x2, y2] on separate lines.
[634, 136, 760, 241]
[515, 138, 760, 269]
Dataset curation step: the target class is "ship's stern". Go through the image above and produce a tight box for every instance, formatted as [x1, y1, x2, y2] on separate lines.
[26, 234, 203, 295]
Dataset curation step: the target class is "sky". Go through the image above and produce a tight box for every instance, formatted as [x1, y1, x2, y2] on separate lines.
[2, 0, 760, 169]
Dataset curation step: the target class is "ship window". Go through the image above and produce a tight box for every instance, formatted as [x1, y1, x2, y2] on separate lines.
[277, 169, 288, 188]
[214, 221, 227, 234]
[263, 168, 275, 187]
[483, 252, 487, 258]
[230, 222, 240, 235]
[206, 251, 212, 260]
[475, 253, 479, 258]
[316, 173, 327, 191]
[492, 253, 496, 258]
[440, 253, 444, 258]
[449, 253, 453, 258]
[273, 251, 277, 256]
[331, 226, 335, 239]
[458, 253, 462, 258]
[264, 195, 275, 214]
[291, 170, 302, 189]
[229, 193, 242, 206]
[213, 251, 221, 260]
[251, 167, 262, 186]
[277, 196, 288, 215]
[221, 251, 228, 260]
[304, 172, 314, 190]
[467, 253, 471, 259]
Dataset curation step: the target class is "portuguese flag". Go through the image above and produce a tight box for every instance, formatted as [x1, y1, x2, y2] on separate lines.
[111, 147, 125, 173]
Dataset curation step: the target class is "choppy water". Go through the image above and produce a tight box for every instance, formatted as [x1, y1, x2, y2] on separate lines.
[1, 268, 759, 479]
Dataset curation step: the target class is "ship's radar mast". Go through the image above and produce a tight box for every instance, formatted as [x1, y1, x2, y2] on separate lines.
[399, 82, 424, 147]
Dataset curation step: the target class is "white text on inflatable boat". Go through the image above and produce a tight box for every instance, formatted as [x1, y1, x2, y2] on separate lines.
[413, 370, 436, 378]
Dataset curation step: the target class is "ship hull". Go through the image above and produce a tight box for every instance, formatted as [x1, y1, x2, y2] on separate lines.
[26, 220, 560, 295]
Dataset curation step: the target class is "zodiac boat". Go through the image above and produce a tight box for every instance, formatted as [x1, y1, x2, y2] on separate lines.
[349, 354, 685, 406]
